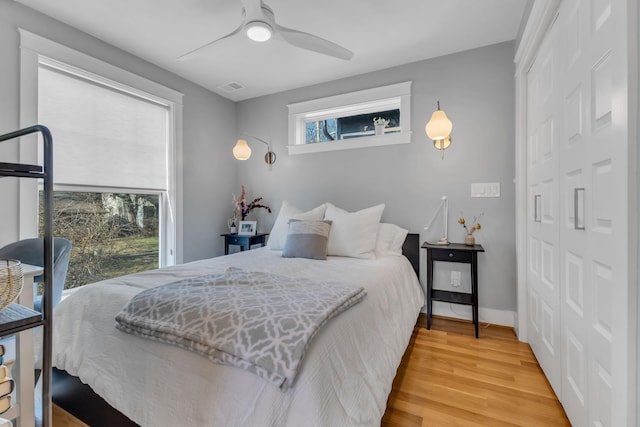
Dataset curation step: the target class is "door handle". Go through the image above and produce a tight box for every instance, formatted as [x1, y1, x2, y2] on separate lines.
[534, 194, 541, 222]
[574, 188, 585, 230]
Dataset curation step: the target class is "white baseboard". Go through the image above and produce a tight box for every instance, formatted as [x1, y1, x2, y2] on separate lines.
[422, 302, 516, 328]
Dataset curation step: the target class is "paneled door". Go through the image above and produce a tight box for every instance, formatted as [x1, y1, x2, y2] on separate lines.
[557, 0, 630, 425]
[526, 14, 562, 396]
[525, 0, 633, 425]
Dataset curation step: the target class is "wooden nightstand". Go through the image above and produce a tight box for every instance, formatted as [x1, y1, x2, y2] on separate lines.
[422, 242, 485, 338]
[221, 233, 269, 255]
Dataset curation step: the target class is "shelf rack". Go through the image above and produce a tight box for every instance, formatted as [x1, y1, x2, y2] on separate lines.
[0, 125, 53, 427]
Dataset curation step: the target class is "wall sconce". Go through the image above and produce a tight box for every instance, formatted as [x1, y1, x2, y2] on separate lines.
[425, 101, 453, 158]
[232, 136, 276, 170]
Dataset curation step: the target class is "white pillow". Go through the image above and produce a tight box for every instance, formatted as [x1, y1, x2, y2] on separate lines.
[267, 201, 327, 250]
[375, 223, 408, 257]
[324, 203, 385, 259]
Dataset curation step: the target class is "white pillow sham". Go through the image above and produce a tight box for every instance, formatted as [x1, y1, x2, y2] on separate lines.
[375, 223, 408, 257]
[267, 200, 327, 250]
[324, 203, 385, 259]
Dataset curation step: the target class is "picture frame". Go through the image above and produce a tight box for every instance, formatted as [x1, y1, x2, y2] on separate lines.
[238, 220, 257, 236]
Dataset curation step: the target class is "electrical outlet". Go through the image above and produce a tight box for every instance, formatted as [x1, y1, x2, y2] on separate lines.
[451, 271, 461, 287]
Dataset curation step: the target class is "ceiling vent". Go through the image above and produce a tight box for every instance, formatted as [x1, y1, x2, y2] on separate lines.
[218, 82, 245, 92]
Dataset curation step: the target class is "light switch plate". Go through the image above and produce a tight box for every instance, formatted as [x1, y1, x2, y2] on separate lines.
[471, 182, 501, 197]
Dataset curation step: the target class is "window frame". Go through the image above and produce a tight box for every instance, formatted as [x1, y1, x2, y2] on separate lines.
[287, 81, 412, 155]
[19, 29, 183, 266]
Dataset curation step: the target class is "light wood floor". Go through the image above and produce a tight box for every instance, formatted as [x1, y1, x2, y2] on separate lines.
[382, 315, 570, 426]
[53, 315, 570, 427]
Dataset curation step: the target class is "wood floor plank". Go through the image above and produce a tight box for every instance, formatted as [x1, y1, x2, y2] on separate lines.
[381, 315, 571, 427]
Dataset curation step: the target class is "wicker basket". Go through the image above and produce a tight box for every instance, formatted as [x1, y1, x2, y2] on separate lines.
[0, 259, 24, 310]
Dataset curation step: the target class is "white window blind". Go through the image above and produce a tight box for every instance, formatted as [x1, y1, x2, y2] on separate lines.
[38, 63, 169, 191]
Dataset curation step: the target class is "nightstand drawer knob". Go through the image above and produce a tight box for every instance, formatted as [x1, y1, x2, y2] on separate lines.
[449, 253, 454, 257]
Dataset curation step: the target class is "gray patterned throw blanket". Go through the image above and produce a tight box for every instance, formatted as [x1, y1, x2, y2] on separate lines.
[115, 267, 366, 390]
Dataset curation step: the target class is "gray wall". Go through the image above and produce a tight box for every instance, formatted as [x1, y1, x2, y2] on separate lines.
[236, 42, 517, 312]
[0, 1, 518, 313]
[0, 0, 236, 262]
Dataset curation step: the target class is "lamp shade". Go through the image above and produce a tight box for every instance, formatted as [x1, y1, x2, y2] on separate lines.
[233, 139, 252, 160]
[425, 109, 453, 141]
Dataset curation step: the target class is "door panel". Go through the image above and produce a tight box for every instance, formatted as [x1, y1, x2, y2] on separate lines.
[526, 16, 562, 396]
[555, 0, 629, 424]
[525, 0, 632, 424]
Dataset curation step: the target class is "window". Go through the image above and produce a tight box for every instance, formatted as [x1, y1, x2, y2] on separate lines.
[288, 82, 412, 155]
[39, 192, 159, 289]
[20, 30, 183, 288]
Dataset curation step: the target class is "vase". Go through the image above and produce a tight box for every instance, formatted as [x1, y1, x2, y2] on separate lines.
[375, 124, 386, 135]
[229, 226, 237, 234]
[465, 234, 475, 246]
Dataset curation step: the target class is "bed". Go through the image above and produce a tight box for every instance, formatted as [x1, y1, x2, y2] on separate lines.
[49, 206, 424, 426]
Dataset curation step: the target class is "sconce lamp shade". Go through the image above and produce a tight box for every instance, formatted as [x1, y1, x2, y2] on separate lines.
[425, 101, 453, 156]
[233, 139, 252, 160]
[425, 109, 453, 140]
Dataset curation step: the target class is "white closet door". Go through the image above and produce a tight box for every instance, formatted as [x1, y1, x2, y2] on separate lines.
[558, 1, 591, 424]
[526, 16, 562, 396]
[558, 0, 631, 425]
[525, 0, 633, 425]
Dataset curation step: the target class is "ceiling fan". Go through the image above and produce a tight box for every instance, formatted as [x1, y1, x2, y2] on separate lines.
[177, 0, 354, 61]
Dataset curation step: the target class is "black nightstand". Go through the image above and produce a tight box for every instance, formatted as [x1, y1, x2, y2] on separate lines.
[221, 233, 269, 255]
[422, 242, 485, 338]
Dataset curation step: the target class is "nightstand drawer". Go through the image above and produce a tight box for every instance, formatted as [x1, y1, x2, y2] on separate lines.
[226, 235, 243, 246]
[430, 248, 472, 263]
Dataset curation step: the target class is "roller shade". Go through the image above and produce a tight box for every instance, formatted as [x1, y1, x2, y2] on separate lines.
[38, 64, 169, 191]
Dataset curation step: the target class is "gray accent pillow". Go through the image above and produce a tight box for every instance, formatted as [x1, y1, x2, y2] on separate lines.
[282, 219, 332, 260]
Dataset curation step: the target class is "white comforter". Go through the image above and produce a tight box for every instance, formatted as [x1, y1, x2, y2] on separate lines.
[52, 248, 424, 427]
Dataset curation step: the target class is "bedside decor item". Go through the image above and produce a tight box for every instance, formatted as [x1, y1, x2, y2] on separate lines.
[458, 212, 483, 246]
[424, 196, 449, 245]
[425, 101, 453, 159]
[228, 202, 239, 233]
[0, 259, 24, 311]
[233, 136, 276, 170]
[238, 221, 257, 236]
[373, 117, 390, 135]
[233, 185, 271, 221]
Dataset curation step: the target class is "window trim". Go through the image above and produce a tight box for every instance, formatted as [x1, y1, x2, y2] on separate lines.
[287, 81, 412, 155]
[19, 29, 183, 265]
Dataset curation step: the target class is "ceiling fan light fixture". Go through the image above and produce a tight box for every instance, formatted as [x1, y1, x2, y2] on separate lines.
[246, 21, 272, 42]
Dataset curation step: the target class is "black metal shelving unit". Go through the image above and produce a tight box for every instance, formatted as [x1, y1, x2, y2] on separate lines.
[0, 125, 53, 427]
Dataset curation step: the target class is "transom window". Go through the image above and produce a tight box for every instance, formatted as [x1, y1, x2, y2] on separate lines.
[288, 82, 412, 155]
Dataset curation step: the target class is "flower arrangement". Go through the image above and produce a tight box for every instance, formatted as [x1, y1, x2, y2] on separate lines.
[372, 117, 390, 127]
[233, 185, 271, 221]
[458, 212, 483, 235]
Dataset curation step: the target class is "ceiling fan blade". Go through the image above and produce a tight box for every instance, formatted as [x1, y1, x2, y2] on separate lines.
[177, 24, 242, 61]
[275, 24, 353, 60]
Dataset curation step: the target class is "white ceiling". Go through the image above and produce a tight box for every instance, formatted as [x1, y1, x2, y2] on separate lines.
[16, 0, 528, 102]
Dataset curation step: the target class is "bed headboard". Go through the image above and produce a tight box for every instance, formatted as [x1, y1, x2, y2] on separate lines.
[402, 233, 419, 276]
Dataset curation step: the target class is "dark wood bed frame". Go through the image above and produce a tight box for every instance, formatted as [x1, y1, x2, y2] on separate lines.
[52, 233, 421, 426]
